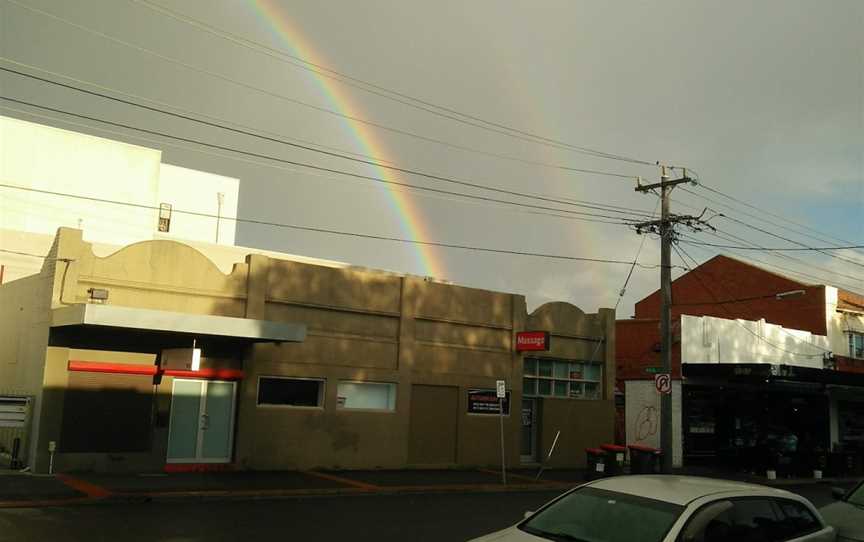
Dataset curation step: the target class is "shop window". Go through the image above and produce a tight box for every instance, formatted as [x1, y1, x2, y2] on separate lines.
[849, 332, 864, 359]
[336, 381, 396, 411]
[523, 358, 603, 400]
[257, 377, 324, 408]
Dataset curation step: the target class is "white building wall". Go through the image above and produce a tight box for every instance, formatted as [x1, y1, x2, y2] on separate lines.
[0, 116, 240, 283]
[826, 286, 864, 358]
[680, 314, 829, 369]
[1, 115, 161, 245]
[155, 164, 239, 246]
[624, 380, 682, 467]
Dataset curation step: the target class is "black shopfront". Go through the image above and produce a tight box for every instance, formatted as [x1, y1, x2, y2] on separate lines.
[682, 363, 864, 476]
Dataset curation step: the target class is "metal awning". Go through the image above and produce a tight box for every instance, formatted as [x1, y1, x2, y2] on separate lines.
[51, 304, 305, 343]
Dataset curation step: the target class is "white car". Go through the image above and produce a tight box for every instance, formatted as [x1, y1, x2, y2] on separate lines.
[469, 475, 835, 542]
[820, 480, 864, 541]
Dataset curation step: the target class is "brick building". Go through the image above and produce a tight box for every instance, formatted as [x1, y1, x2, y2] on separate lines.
[616, 255, 864, 473]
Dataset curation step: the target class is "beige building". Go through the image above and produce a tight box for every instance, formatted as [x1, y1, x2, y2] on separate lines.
[1, 228, 615, 473]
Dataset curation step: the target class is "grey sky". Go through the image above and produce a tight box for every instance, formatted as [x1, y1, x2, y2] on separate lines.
[1, 0, 861, 316]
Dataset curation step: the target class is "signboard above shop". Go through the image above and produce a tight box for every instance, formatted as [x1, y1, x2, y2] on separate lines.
[516, 331, 550, 352]
[467, 389, 511, 415]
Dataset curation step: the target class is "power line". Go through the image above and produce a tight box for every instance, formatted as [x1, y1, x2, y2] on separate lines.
[0, 64, 655, 220]
[682, 229, 864, 294]
[1, 104, 641, 228]
[679, 239, 864, 252]
[2, 0, 648, 176]
[0, 182, 678, 270]
[678, 187, 858, 252]
[716, 215, 864, 270]
[0, 248, 51, 259]
[696, 182, 860, 248]
[0, 95, 641, 226]
[616, 200, 660, 311]
[130, 0, 655, 166]
[672, 243, 829, 358]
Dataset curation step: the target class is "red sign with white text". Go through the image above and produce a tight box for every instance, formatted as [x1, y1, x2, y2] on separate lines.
[516, 331, 551, 352]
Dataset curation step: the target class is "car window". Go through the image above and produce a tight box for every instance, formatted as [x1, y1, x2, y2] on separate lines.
[520, 487, 684, 542]
[846, 482, 864, 507]
[773, 499, 821, 540]
[681, 498, 788, 542]
[730, 499, 782, 542]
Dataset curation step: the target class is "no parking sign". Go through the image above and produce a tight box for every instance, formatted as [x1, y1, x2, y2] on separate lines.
[655, 373, 672, 395]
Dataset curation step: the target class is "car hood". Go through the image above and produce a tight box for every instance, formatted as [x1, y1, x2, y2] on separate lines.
[467, 526, 540, 542]
[819, 501, 864, 541]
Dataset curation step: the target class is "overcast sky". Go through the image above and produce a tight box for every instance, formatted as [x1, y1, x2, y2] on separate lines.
[1, 0, 862, 316]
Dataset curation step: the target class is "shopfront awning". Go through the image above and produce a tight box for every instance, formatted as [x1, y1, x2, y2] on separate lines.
[683, 362, 864, 388]
[51, 304, 306, 343]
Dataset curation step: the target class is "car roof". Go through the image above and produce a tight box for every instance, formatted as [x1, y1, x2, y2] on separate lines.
[585, 475, 794, 506]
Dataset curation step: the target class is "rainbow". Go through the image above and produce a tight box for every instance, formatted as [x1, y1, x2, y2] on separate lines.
[246, 0, 443, 278]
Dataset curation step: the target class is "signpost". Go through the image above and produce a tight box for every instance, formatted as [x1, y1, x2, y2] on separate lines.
[496, 379, 507, 485]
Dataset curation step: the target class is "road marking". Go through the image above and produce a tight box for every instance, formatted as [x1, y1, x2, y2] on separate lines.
[477, 468, 546, 484]
[305, 471, 380, 491]
[56, 474, 112, 499]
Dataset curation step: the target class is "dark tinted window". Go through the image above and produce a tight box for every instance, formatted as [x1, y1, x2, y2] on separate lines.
[681, 499, 789, 542]
[730, 499, 781, 542]
[257, 377, 323, 407]
[774, 499, 820, 539]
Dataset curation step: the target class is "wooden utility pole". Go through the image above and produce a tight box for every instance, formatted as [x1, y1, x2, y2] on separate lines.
[635, 166, 695, 474]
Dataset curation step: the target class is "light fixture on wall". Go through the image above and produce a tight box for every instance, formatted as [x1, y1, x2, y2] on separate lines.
[158, 203, 172, 233]
[87, 288, 109, 303]
[191, 338, 202, 371]
[775, 289, 805, 300]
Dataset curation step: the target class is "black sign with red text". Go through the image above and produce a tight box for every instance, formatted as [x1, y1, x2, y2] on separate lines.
[467, 389, 511, 415]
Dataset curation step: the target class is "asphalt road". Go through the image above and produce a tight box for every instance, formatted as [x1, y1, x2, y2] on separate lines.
[0, 483, 854, 542]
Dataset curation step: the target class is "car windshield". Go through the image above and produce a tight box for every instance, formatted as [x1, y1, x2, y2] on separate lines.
[847, 483, 864, 508]
[519, 487, 684, 542]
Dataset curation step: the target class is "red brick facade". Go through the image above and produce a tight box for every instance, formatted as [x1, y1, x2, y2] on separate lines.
[837, 356, 864, 375]
[634, 255, 827, 336]
[616, 319, 682, 381]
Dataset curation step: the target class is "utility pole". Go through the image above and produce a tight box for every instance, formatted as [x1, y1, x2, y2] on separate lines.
[634, 165, 698, 474]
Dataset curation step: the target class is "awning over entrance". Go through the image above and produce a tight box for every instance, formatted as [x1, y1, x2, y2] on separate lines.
[683, 362, 864, 388]
[51, 304, 306, 343]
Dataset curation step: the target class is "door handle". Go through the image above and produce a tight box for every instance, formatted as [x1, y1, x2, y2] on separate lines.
[200, 414, 210, 430]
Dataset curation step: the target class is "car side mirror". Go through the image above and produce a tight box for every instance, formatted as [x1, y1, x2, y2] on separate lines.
[832, 487, 846, 500]
[523, 511, 534, 519]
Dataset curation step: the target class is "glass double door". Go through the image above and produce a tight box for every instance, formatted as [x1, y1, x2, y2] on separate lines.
[167, 380, 236, 463]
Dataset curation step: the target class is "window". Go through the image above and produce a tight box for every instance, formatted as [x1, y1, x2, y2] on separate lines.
[521, 487, 683, 542]
[523, 358, 603, 399]
[337, 381, 396, 411]
[849, 332, 864, 359]
[257, 377, 324, 407]
[681, 498, 820, 542]
[773, 499, 821, 540]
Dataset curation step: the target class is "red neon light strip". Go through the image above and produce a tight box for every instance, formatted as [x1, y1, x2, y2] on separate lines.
[68, 361, 243, 380]
[163, 369, 244, 380]
[68, 361, 157, 376]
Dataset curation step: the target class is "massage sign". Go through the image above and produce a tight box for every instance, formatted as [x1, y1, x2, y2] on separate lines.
[516, 331, 551, 352]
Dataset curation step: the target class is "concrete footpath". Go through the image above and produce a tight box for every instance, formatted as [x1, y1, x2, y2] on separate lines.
[0, 466, 859, 509]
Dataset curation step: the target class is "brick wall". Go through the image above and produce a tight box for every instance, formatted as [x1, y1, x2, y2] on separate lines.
[615, 319, 682, 381]
[634, 255, 827, 336]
